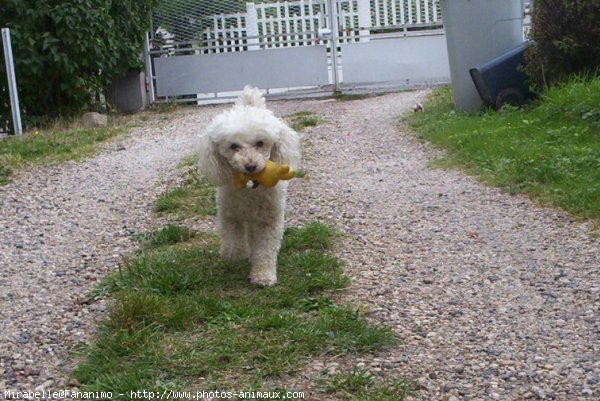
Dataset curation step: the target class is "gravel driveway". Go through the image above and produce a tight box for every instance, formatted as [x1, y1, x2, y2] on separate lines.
[1, 91, 598, 400]
[0, 109, 220, 391]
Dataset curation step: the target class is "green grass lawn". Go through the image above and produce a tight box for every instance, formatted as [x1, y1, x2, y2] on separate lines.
[409, 77, 600, 223]
[76, 222, 404, 398]
[0, 126, 122, 184]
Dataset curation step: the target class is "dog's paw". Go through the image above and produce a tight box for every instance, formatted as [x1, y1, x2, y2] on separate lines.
[249, 268, 277, 287]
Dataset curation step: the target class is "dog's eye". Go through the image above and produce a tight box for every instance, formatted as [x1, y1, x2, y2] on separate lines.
[230, 143, 240, 150]
[255, 140, 264, 148]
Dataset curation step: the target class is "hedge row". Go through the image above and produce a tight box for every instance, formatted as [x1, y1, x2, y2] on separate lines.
[0, 0, 159, 130]
[526, 0, 600, 86]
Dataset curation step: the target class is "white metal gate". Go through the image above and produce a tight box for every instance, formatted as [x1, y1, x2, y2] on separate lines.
[146, 0, 450, 102]
[332, 0, 449, 88]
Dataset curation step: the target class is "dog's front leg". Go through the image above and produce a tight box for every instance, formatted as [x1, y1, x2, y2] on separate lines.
[219, 217, 250, 262]
[248, 216, 284, 286]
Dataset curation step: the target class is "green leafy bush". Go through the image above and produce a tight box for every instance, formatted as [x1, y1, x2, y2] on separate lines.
[526, 0, 600, 86]
[0, 0, 159, 131]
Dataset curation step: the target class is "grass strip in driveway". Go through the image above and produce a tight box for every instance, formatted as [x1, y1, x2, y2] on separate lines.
[155, 156, 217, 219]
[409, 77, 600, 223]
[286, 111, 320, 132]
[0, 127, 122, 184]
[75, 222, 402, 398]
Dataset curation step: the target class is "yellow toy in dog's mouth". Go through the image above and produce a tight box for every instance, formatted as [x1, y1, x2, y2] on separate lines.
[233, 160, 296, 189]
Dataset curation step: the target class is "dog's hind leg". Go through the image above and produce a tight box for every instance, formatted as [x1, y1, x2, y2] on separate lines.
[219, 218, 250, 262]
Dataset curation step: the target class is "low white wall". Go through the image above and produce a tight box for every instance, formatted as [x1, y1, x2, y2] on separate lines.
[154, 46, 329, 97]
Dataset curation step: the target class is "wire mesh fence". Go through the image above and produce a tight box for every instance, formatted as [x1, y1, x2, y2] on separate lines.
[149, 0, 444, 55]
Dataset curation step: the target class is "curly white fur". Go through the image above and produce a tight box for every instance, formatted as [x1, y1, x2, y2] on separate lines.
[197, 86, 301, 286]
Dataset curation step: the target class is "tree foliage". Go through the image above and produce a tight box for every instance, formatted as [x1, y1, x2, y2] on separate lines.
[0, 0, 159, 130]
[525, 0, 600, 87]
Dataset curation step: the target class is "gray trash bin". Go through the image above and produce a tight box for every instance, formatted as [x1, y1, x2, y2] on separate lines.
[441, 0, 524, 112]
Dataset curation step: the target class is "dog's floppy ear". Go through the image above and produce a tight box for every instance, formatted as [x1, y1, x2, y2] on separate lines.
[271, 122, 301, 170]
[197, 130, 231, 186]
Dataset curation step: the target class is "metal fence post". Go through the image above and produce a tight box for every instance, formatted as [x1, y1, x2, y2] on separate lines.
[143, 31, 156, 104]
[326, 0, 340, 91]
[357, 0, 371, 42]
[2, 28, 23, 135]
[246, 3, 260, 50]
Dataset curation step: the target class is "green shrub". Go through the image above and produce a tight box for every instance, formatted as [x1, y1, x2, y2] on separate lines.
[526, 0, 600, 86]
[0, 0, 159, 131]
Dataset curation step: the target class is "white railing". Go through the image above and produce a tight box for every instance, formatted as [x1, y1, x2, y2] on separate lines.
[251, 0, 327, 48]
[203, 12, 249, 53]
[194, 0, 441, 54]
[371, 0, 441, 27]
[337, 0, 362, 43]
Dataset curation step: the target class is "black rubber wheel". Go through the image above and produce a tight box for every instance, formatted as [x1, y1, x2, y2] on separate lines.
[495, 88, 526, 110]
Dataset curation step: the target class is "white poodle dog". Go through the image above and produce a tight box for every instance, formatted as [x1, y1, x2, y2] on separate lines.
[197, 86, 301, 286]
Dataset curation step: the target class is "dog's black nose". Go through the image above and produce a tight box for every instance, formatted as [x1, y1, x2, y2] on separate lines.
[245, 164, 257, 173]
